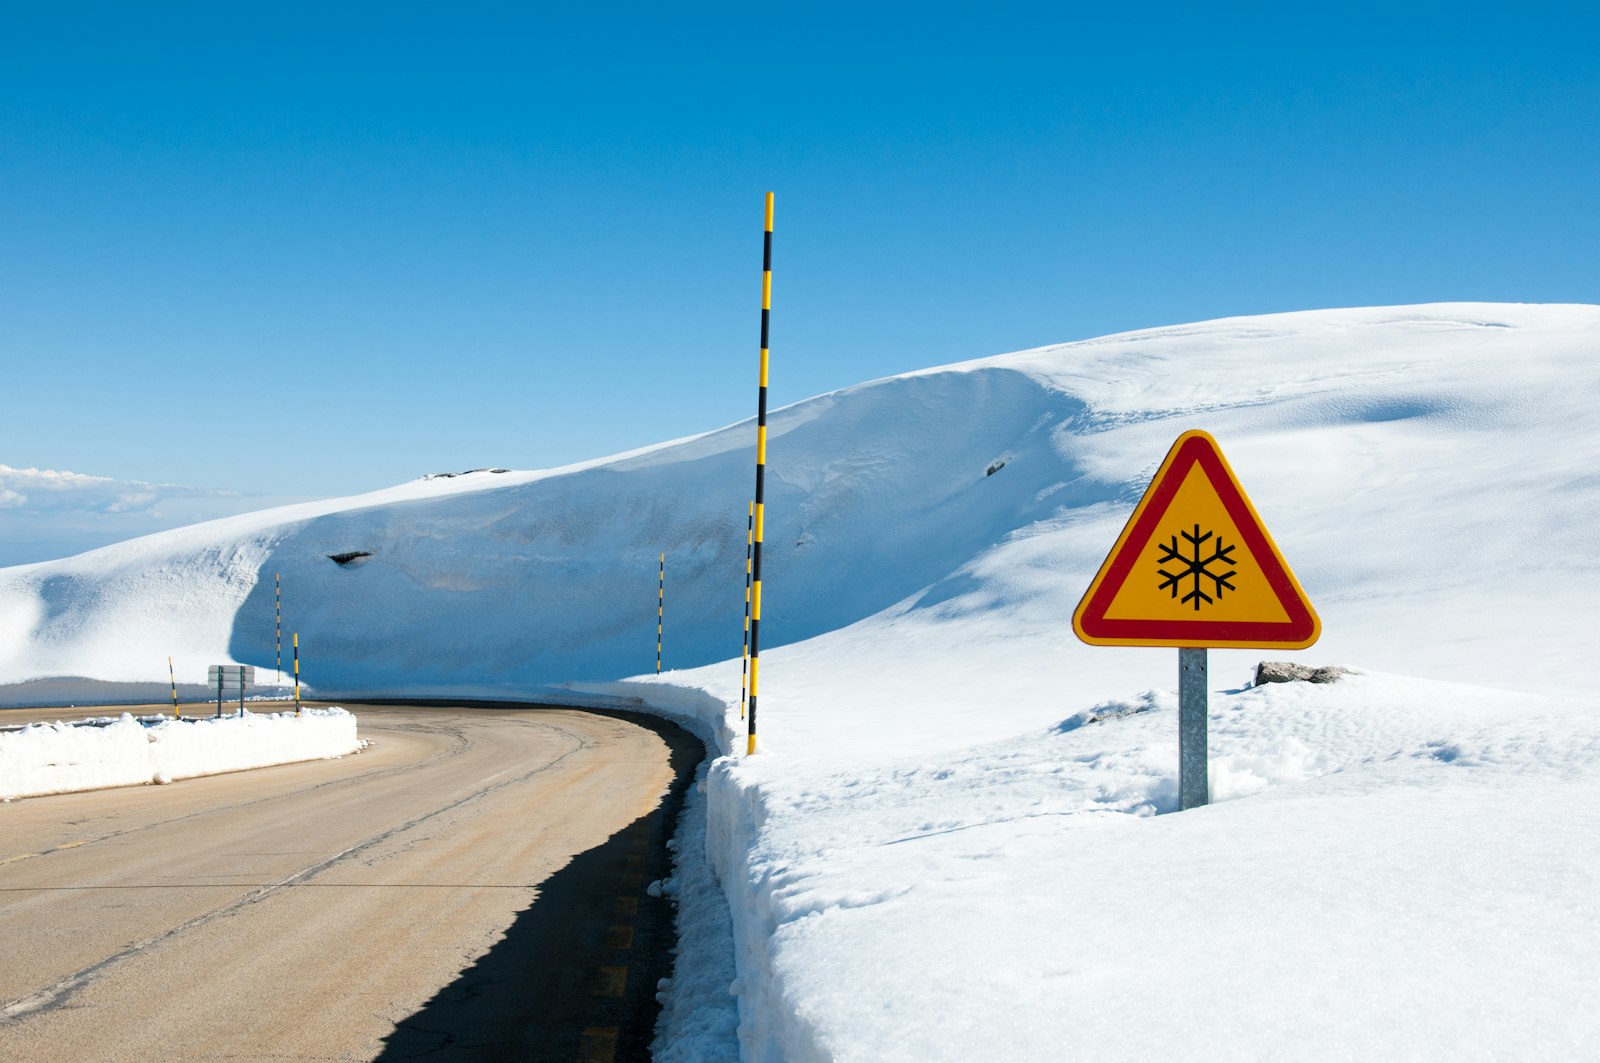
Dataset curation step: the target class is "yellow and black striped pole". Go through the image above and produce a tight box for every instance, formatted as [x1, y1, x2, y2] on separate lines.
[293, 632, 301, 716]
[169, 655, 180, 719]
[740, 500, 753, 720]
[747, 192, 773, 756]
[657, 551, 665, 674]
[275, 573, 281, 681]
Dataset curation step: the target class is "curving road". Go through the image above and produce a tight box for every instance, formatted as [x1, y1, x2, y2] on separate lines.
[0, 701, 701, 1062]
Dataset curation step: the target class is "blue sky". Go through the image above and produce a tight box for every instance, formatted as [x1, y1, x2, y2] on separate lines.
[2, 3, 1596, 564]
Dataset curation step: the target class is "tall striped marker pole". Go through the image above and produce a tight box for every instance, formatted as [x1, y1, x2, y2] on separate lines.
[293, 632, 301, 716]
[657, 551, 665, 674]
[275, 573, 281, 681]
[740, 500, 753, 720]
[169, 656, 180, 719]
[747, 193, 773, 756]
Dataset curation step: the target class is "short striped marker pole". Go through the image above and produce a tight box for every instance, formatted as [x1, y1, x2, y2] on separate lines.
[657, 552, 665, 674]
[747, 193, 773, 756]
[293, 632, 301, 716]
[169, 656, 180, 719]
[275, 573, 282, 681]
[740, 500, 753, 720]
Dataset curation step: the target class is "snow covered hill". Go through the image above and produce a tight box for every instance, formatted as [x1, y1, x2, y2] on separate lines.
[3, 303, 1595, 704]
[3, 303, 1598, 1060]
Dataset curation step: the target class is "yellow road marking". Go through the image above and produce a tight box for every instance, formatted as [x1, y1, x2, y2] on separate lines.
[613, 897, 638, 919]
[594, 966, 628, 998]
[577, 1026, 618, 1063]
[621, 872, 642, 889]
[605, 924, 635, 951]
[0, 853, 41, 866]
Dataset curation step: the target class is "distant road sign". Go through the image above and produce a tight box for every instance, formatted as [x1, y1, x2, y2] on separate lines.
[1073, 430, 1319, 649]
[207, 665, 256, 684]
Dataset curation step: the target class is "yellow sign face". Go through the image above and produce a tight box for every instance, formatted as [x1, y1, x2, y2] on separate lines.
[1074, 430, 1319, 648]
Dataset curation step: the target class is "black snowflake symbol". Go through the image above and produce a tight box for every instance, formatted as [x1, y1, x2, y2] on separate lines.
[1157, 524, 1238, 610]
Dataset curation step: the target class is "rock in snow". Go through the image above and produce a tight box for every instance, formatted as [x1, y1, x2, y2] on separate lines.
[1254, 661, 1351, 685]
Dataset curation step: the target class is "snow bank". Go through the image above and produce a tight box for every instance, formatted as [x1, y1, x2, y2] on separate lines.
[677, 671, 1600, 1061]
[0, 708, 361, 799]
[651, 757, 741, 1063]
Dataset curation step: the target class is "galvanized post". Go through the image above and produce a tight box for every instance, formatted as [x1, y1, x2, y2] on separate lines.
[216, 672, 224, 718]
[1179, 647, 1208, 809]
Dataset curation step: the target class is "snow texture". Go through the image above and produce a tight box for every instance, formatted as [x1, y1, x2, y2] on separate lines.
[3, 303, 1599, 1059]
[0, 708, 361, 800]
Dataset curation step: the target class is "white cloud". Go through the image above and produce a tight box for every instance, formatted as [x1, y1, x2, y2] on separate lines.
[0, 464, 309, 568]
[0, 464, 234, 517]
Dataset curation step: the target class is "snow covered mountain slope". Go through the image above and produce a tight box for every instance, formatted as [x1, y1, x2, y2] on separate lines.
[4, 303, 1599, 1060]
[2, 303, 1595, 705]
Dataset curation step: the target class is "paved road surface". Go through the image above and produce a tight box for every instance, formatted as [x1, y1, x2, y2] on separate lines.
[0, 701, 700, 1062]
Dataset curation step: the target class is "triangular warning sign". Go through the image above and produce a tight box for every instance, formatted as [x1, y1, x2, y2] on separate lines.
[1073, 430, 1320, 649]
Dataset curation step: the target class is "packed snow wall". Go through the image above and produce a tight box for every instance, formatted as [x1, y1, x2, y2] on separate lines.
[0, 368, 1099, 696]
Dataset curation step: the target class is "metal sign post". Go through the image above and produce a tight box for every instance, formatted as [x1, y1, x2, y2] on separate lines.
[1178, 648, 1208, 808]
[206, 665, 255, 719]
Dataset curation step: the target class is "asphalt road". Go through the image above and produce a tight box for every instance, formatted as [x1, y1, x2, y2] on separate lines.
[0, 701, 701, 1062]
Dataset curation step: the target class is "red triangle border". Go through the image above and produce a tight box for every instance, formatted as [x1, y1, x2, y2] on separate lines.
[1075, 433, 1319, 648]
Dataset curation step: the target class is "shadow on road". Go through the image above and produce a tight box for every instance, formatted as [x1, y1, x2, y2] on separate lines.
[375, 707, 704, 1063]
